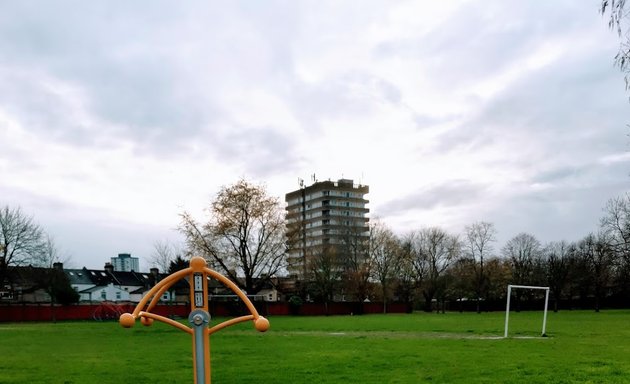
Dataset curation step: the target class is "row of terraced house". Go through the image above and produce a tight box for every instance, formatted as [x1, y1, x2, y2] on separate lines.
[1, 254, 285, 305]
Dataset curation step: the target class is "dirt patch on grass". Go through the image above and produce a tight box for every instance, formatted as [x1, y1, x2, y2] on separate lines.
[264, 330, 541, 340]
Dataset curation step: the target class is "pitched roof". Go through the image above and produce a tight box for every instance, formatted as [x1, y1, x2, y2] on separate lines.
[66, 266, 189, 293]
[80, 284, 127, 294]
[85, 269, 112, 286]
[107, 270, 142, 286]
[65, 269, 95, 285]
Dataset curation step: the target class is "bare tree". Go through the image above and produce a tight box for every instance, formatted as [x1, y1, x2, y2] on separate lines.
[309, 246, 342, 310]
[464, 221, 497, 313]
[404, 231, 427, 295]
[484, 257, 512, 303]
[601, 0, 630, 88]
[502, 233, 542, 310]
[31, 235, 71, 269]
[503, 233, 542, 286]
[444, 257, 475, 312]
[410, 227, 460, 312]
[576, 232, 615, 312]
[339, 225, 371, 301]
[179, 179, 286, 294]
[150, 240, 174, 273]
[150, 240, 187, 273]
[543, 240, 573, 312]
[393, 237, 416, 308]
[30, 236, 78, 307]
[600, 194, 630, 296]
[600, 194, 630, 257]
[0, 205, 47, 288]
[369, 221, 400, 313]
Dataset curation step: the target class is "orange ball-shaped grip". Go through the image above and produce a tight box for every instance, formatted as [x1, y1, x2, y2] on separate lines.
[190, 256, 207, 270]
[119, 313, 135, 328]
[254, 316, 270, 332]
[141, 316, 154, 326]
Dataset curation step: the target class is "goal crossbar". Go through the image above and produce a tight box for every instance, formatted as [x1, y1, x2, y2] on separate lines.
[504, 284, 550, 338]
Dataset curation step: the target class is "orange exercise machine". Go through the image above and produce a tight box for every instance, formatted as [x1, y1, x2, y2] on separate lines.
[119, 256, 269, 384]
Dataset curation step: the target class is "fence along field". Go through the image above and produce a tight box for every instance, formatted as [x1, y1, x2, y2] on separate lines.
[1, 310, 630, 383]
[0, 301, 411, 322]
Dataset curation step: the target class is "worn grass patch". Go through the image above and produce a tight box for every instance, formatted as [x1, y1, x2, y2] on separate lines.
[0, 310, 629, 383]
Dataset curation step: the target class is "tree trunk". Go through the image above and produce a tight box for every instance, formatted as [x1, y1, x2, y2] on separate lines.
[0, 257, 7, 288]
[382, 285, 387, 314]
[422, 291, 434, 312]
[594, 288, 601, 313]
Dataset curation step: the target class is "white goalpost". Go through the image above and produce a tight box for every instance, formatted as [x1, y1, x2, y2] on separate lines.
[504, 284, 550, 338]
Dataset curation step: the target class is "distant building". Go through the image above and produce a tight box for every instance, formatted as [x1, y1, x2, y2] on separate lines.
[110, 253, 139, 272]
[285, 178, 369, 279]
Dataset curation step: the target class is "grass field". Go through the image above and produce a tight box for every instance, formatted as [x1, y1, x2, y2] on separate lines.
[1, 310, 629, 383]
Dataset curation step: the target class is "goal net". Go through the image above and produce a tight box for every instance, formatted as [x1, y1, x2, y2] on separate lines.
[504, 284, 550, 338]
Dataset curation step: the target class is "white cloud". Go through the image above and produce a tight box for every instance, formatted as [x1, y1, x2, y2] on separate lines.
[599, 152, 630, 166]
[0, 0, 628, 268]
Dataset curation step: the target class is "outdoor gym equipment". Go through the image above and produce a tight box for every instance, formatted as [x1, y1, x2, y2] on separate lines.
[119, 256, 269, 384]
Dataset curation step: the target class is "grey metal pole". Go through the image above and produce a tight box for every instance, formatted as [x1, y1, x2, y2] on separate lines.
[189, 309, 210, 384]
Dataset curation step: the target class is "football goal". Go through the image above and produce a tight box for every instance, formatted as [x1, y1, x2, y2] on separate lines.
[504, 284, 550, 338]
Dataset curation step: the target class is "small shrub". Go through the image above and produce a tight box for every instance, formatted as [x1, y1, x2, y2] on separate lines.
[288, 295, 303, 315]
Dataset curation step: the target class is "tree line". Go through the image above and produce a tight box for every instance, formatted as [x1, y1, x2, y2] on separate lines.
[297, 193, 630, 313]
[176, 180, 630, 313]
[3, 180, 630, 312]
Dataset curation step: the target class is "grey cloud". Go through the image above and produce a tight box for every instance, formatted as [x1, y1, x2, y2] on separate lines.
[430, 124, 496, 154]
[0, 0, 628, 267]
[1, 183, 180, 266]
[377, 179, 488, 216]
[413, 113, 461, 130]
[288, 72, 403, 132]
[533, 166, 585, 186]
[373, 77, 403, 104]
[216, 125, 303, 177]
[374, 2, 595, 91]
[0, 1, 302, 157]
[432, 44, 627, 160]
[482, 158, 630, 245]
[488, 184, 614, 246]
[370, 1, 621, 158]
[0, 184, 77, 215]
[479, 60, 624, 138]
[0, 66, 216, 156]
[0, 4, 205, 149]
[234, 1, 300, 73]
[0, 1, 405, 159]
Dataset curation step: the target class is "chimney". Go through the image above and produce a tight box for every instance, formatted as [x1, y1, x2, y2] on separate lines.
[53, 262, 63, 271]
[104, 262, 114, 274]
[150, 267, 159, 278]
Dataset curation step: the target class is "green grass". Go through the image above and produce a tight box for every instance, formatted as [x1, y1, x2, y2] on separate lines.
[1, 310, 630, 383]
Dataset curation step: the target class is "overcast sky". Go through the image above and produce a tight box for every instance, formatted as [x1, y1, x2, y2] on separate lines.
[1, 0, 629, 270]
